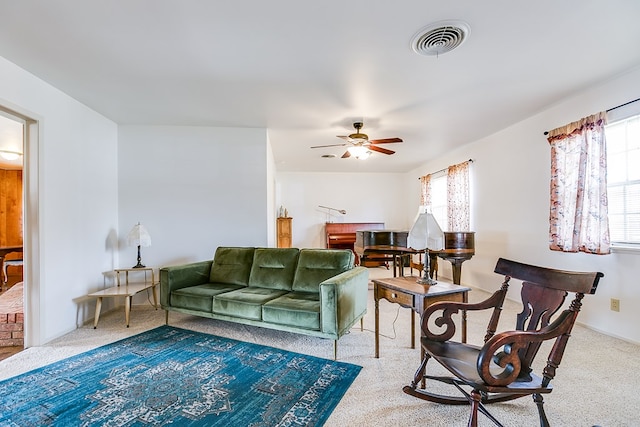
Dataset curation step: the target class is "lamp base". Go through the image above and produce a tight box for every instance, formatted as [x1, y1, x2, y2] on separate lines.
[415, 248, 437, 286]
[132, 245, 145, 268]
[416, 275, 437, 286]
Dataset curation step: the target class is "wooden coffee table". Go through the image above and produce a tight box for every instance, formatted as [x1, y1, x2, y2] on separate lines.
[373, 276, 470, 358]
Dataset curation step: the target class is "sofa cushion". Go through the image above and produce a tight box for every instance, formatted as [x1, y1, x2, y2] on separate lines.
[212, 287, 288, 320]
[248, 248, 299, 291]
[292, 249, 354, 293]
[209, 247, 255, 285]
[262, 291, 321, 330]
[171, 283, 245, 312]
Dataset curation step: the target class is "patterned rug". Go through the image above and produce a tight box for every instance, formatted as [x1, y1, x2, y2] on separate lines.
[0, 325, 361, 426]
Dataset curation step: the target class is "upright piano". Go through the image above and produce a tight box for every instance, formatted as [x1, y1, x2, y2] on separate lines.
[325, 222, 385, 264]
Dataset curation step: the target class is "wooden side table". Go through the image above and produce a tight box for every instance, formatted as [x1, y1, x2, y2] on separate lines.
[88, 267, 158, 328]
[373, 276, 470, 358]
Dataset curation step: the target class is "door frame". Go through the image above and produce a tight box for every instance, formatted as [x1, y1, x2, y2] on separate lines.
[0, 104, 41, 347]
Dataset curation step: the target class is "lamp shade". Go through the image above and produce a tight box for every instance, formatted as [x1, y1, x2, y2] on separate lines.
[127, 222, 151, 247]
[408, 211, 444, 251]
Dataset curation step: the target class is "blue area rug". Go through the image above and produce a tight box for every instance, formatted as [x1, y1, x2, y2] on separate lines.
[0, 325, 361, 426]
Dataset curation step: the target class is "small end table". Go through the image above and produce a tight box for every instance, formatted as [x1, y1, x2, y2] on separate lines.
[373, 276, 470, 358]
[88, 267, 158, 328]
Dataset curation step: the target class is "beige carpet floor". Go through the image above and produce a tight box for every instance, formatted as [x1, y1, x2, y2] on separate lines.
[1, 267, 638, 426]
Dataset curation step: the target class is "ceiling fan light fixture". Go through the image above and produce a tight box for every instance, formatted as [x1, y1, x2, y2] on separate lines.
[347, 145, 370, 159]
[348, 132, 368, 141]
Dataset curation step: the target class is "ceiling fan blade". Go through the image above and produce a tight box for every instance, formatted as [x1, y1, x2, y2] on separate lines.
[341, 150, 351, 158]
[369, 137, 403, 144]
[369, 145, 395, 155]
[311, 143, 348, 148]
[337, 135, 351, 141]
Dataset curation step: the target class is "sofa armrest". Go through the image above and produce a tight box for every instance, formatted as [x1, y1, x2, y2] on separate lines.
[160, 260, 213, 307]
[319, 266, 369, 336]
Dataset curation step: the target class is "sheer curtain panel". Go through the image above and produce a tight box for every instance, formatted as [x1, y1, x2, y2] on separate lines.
[447, 161, 470, 231]
[547, 111, 610, 254]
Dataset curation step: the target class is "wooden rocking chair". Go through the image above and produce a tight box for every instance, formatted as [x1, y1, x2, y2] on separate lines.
[403, 258, 604, 427]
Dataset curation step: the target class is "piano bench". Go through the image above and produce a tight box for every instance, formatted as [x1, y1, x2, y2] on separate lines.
[359, 255, 393, 268]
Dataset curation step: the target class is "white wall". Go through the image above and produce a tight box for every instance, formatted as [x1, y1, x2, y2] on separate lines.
[276, 172, 408, 248]
[266, 133, 276, 247]
[117, 125, 270, 271]
[404, 65, 640, 343]
[0, 56, 119, 345]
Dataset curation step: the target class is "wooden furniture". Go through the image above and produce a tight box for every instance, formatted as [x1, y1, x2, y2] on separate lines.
[372, 276, 470, 359]
[325, 222, 385, 264]
[429, 231, 475, 284]
[88, 267, 158, 328]
[403, 258, 604, 427]
[0, 246, 23, 290]
[276, 217, 292, 248]
[2, 259, 23, 284]
[354, 229, 411, 271]
[0, 170, 23, 247]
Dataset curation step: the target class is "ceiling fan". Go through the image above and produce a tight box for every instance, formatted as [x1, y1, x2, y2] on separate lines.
[311, 122, 403, 159]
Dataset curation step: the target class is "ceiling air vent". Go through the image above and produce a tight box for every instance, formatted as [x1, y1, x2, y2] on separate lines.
[411, 20, 470, 57]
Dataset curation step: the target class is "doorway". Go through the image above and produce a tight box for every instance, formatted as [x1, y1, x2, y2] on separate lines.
[0, 105, 40, 356]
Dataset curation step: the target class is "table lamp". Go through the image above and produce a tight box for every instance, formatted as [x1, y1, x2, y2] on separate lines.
[127, 222, 151, 268]
[407, 208, 444, 285]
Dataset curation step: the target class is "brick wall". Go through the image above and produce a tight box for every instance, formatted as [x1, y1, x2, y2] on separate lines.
[0, 312, 24, 347]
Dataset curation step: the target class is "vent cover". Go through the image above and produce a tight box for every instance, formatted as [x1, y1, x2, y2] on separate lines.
[411, 20, 470, 57]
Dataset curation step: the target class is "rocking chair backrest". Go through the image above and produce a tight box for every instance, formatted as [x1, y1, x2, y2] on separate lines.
[494, 258, 601, 295]
[492, 258, 604, 382]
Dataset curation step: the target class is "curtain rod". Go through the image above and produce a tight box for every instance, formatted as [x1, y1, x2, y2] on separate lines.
[543, 97, 640, 135]
[418, 159, 473, 179]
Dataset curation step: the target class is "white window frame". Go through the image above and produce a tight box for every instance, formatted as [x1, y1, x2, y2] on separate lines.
[429, 171, 448, 232]
[605, 102, 640, 253]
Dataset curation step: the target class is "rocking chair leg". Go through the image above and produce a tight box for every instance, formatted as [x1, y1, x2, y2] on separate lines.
[409, 354, 430, 389]
[533, 393, 550, 427]
[468, 390, 481, 427]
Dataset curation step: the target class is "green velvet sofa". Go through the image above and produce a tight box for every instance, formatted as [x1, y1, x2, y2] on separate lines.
[160, 246, 369, 358]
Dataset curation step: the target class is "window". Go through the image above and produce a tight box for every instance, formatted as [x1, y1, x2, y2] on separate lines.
[605, 114, 640, 246]
[429, 172, 448, 231]
[419, 160, 471, 232]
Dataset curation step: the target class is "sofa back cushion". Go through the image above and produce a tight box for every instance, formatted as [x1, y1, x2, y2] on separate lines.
[248, 248, 300, 291]
[209, 247, 255, 285]
[292, 249, 354, 293]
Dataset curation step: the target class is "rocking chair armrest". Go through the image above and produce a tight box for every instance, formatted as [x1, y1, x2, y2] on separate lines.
[420, 289, 509, 342]
[476, 310, 575, 386]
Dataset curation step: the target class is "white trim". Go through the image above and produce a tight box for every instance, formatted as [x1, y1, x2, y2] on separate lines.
[610, 243, 640, 254]
[0, 103, 41, 348]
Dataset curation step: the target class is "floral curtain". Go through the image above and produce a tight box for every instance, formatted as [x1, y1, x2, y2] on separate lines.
[547, 111, 610, 254]
[419, 174, 431, 207]
[447, 161, 470, 231]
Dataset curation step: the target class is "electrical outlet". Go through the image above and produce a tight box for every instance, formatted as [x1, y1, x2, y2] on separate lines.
[610, 298, 620, 312]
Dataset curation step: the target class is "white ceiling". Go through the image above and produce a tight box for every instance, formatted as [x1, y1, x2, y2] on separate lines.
[1, 1, 639, 173]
